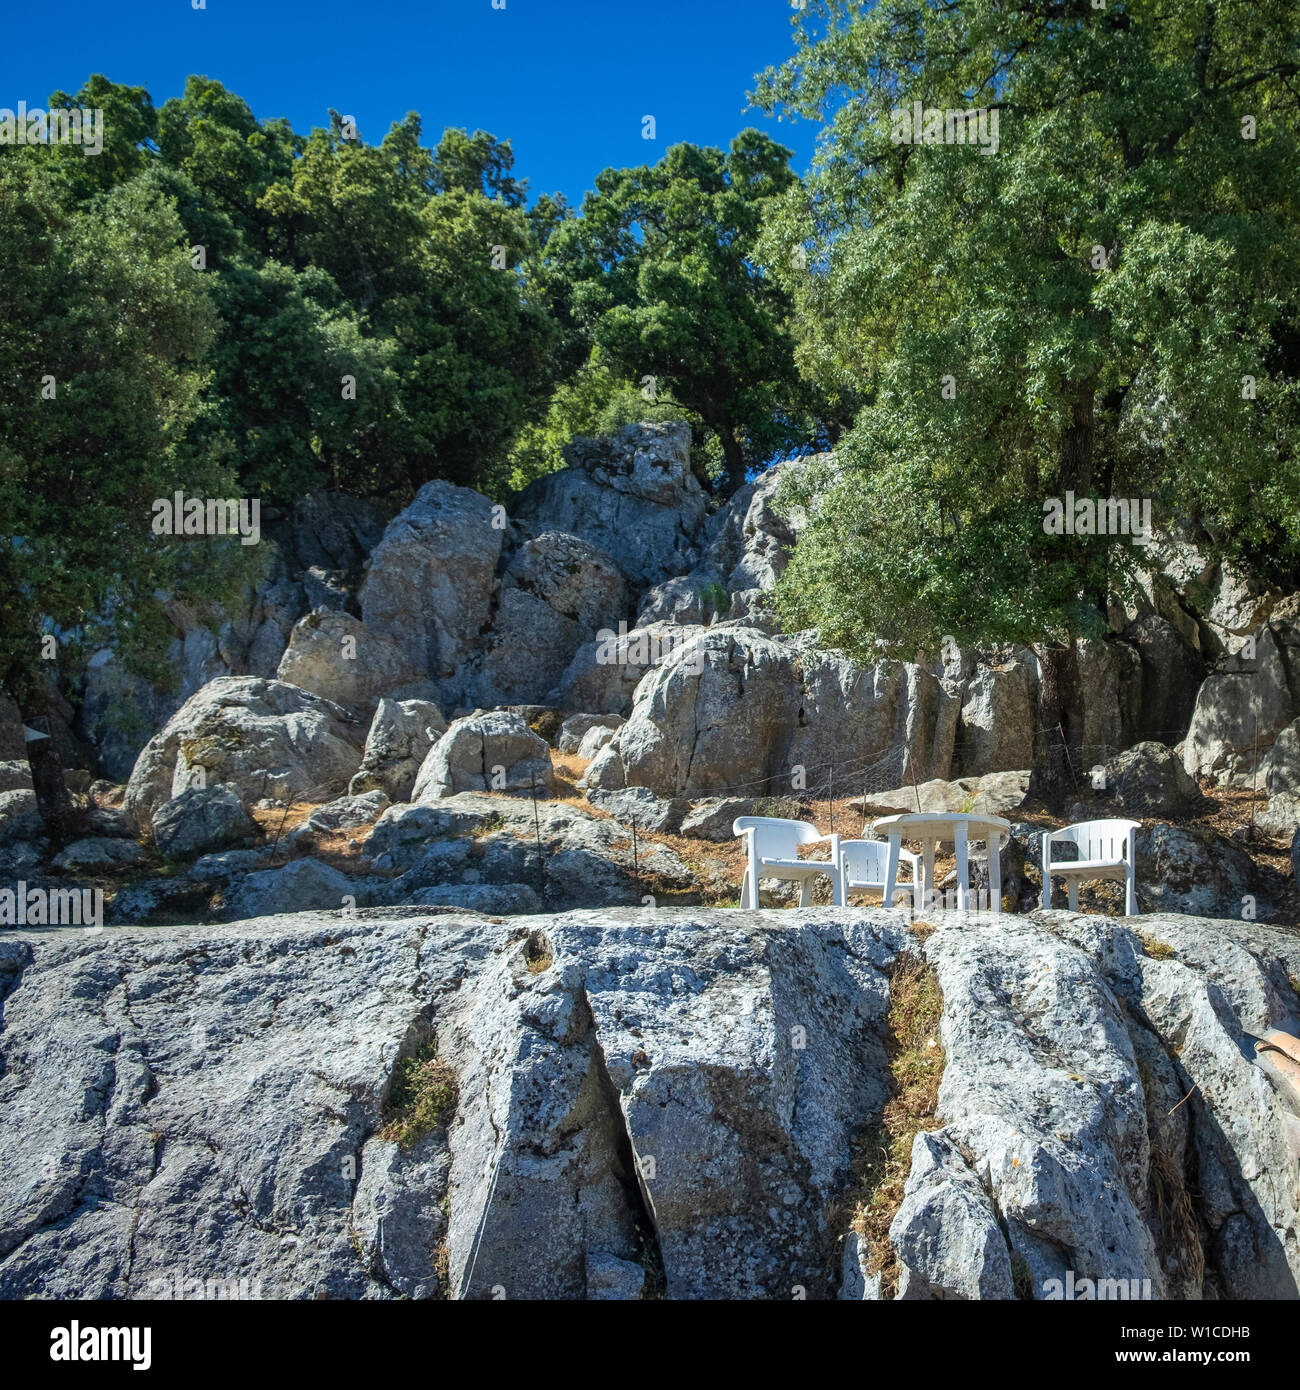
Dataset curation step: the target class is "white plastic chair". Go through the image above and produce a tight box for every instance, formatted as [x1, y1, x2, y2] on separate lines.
[839, 838, 921, 912]
[1041, 819, 1139, 916]
[733, 817, 843, 908]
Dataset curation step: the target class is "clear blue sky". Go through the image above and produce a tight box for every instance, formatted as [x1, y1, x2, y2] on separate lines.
[5, 0, 822, 206]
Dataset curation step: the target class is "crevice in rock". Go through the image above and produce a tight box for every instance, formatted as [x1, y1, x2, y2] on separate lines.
[579, 991, 666, 1299]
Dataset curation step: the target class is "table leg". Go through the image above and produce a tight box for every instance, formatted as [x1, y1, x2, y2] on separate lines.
[922, 840, 936, 914]
[988, 833, 1002, 915]
[883, 834, 901, 913]
[954, 824, 969, 911]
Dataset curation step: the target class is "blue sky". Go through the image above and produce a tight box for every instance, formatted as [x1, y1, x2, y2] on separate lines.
[5, 0, 823, 206]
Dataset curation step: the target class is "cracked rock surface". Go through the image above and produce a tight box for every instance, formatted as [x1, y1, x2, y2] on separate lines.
[1, 907, 1298, 1300]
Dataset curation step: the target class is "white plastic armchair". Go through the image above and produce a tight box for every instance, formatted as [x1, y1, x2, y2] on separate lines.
[1041, 818, 1140, 916]
[733, 816, 843, 908]
[839, 838, 921, 913]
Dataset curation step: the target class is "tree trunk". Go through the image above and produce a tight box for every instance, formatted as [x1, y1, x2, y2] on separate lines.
[720, 431, 747, 495]
[22, 709, 75, 838]
[1036, 641, 1083, 813]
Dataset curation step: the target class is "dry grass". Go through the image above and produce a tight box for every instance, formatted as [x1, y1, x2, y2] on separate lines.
[1144, 939, 1177, 961]
[840, 950, 945, 1298]
[380, 1041, 459, 1149]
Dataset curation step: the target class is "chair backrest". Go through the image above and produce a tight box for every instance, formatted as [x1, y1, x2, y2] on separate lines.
[1050, 818, 1139, 861]
[839, 838, 891, 884]
[733, 816, 822, 861]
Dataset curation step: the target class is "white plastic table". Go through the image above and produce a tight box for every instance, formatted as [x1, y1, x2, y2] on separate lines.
[871, 812, 1013, 915]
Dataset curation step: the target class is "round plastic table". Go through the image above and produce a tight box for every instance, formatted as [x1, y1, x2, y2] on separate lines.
[870, 812, 1012, 915]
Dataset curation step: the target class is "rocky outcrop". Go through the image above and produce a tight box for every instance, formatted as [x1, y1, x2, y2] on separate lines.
[123, 677, 365, 828]
[348, 698, 447, 803]
[1183, 610, 1300, 784]
[473, 532, 629, 706]
[150, 786, 256, 859]
[587, 627, 956, 802]
[412, 712, 554, 802]
[359, 480, 504, 692]
[3, 907, 1297, 1301]
[513, 423, 707, 591]
[275, 610, 422, 715]
[955, 665, 1034, 776]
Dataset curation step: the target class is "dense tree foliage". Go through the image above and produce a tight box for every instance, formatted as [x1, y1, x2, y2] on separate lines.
[544, 131, 833, 491]
[753, 0, 1300, 776]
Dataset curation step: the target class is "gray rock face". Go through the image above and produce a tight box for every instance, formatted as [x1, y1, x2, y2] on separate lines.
[513, 423, 707, 590]
[0, 789, 43, 845]
[1183, 615, 1300, 783]
[359, 479, 503, 688]
[276, 610, 420, 716]
[1102, 741, 1203, 817]
[150, 786, 256, 859]
[123, 677, 365, 828]
[50, 837, 146, 873]
[412, 712, 554, 802]
[549, 623, 699, 716]
[474, 532, 630, 706]
[1078, 636, 1142, 767]
[1258, 717, 1300, 837]
[3, 908, 1297, 1302]
[590, 627, 955, 802]
[348, 698, 447, 803]
[851, 770, 1030, 820]
[556, 713, 625, 754]
[956, 665, 1034, 776]
[220, 858, 356, 921]
[1124, 614, 1206, 744]
[1135, 824, 1269, 920]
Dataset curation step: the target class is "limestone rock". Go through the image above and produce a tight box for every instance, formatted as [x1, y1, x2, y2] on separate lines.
[348, 698, 447, 803]
[556, 714, 625, 754]
[220, 857, 356, 921]
[359, 479, 503, 688]
[1101, 741, 1203, 817]
[150, 786, 257, 859]
[276, 610, 420, 715]
[123, 677, 364, 828]
[513, 423, 707, 590]
[412, 712, 554, 802]
[50, 838, 146, 873]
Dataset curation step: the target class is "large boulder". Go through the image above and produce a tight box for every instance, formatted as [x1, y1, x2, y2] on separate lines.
[348, 698, 447, 802]
[955, 665, 1034, 776]
[473, 532, 629, 705]
[150, 786, 257, 859]
[513, 423, 707, 590]
[276, 610, 422, 715]
[1135, 824, 1272, 920]
[1101, 741, 1203, 817]
[412, 712, 554, 802]
[50, 837, 146, 873]
[219, 857, 356, 921]
[1183, 610, 1300, 784]
[4, 908, 1297, 1300]
[1258, 718, 1300, 838]
[123, 677, 365, 829]
[588, 628, 956, 802]
[359, 480, 503, 690]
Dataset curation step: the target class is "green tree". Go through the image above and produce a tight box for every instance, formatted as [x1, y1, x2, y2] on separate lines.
[754, 0, 1300, 786]
[545, 131, 825, 491]
[0, 159, 238, 827]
